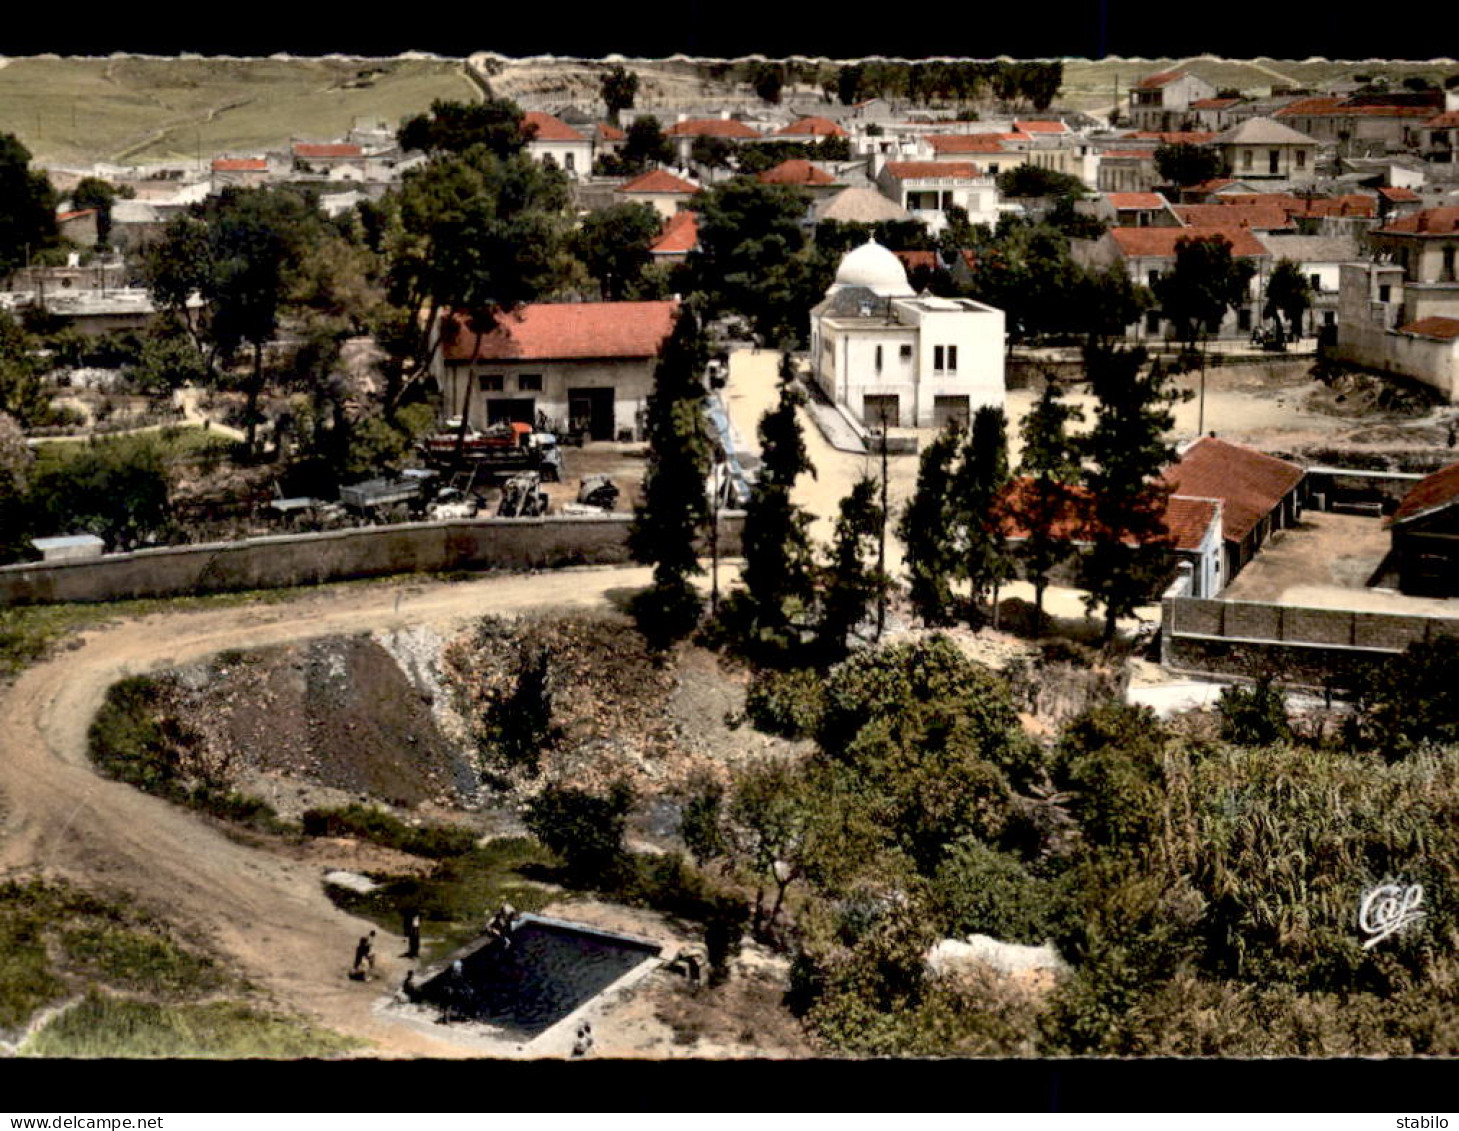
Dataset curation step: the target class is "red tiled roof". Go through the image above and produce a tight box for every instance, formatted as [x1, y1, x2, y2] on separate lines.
[1109, 226, 1270, 259]
[597, 123, 626, 141]
[665, 118, 761, 139]
[1190, 98, 1242, 110]
[1131, 131, 1217, 144]
[1345, 105, 1436, 118]
[212, 158, 268, 171]
[293, 143, 363, 159]
[1397, 316, 1459, 341]
[56, 209, 97, 222]
[523, 111, 586, 143]
[1136, 69, 1186, 90]
[1174, 203, 1294, 230]
[1188, 178, 1236, 194]
[1107, 193, 1168, 209]
[616, 168, 701, 195]
[1275, 97, 1347, 117]
[1425, 112, 1459, 129]
[1392, 461, 1459, 526]
[1295, 194, 1376, 218]
[1219, 192, 1302, 209]
[1013, 119, 1068, 133]
[926, 133, 1010, 154]
[441, 301, 679, 362]
[1378, 207, 1459, 236]
[757, 159, 835, 186]
[776, 116, 847, 138]
[883, 160, 982, 180]
[998, 478, 1216, 551]
[1162, 437, 1303, 544]
[1100, 149, 1157, 159]
[1378, 186, 1421, 202]
[650, 210, 698, 255]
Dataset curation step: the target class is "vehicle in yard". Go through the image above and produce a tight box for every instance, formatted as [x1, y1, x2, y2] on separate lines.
[421, 419, 563, 482]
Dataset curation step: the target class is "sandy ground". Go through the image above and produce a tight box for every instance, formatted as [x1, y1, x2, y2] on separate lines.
[0, 563, 747, 1058]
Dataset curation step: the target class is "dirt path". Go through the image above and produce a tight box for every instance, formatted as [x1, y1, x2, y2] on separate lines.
[0, 563, 687, 1058]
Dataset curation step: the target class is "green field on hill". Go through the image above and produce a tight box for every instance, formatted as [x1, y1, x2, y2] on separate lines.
[0, 56, 472, 165]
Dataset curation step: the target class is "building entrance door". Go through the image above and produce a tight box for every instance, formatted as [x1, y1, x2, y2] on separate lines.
[568, 388, 616, 441]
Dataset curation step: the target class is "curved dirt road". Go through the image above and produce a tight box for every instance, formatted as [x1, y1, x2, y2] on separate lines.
[0, 564, 676, 1057]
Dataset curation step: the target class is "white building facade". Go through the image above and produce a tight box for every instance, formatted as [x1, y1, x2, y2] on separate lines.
[809, 242, 1005, 429]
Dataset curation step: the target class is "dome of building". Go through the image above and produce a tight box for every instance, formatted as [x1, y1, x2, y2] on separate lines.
[831, 239, 914, 298]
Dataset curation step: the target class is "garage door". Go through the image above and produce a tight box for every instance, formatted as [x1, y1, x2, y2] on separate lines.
[933, 396, 970, 429]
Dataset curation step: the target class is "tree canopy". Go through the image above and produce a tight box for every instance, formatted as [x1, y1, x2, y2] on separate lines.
[0, 133, 58, 276]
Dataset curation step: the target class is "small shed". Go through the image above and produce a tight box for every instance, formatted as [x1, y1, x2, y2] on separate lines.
[32, 534, 105, 562]
[1388, 461, 1459, 597]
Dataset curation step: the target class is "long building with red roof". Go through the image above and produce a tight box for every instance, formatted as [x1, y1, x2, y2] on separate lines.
[433, 301, 679, 441]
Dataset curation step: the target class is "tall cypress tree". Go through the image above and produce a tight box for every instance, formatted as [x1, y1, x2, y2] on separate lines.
[954, 405, 1014, 628]
[1010, 379, 1085, 636]
[628, 304, 711, 649]
[817, 473, 886, 663]
[732, 353, 817, 663]
[898, 421, 962, 627]
[1080, 344, 1183, 642]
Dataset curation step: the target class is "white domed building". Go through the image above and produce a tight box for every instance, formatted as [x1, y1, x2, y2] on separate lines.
[809, 240, 1006, 429]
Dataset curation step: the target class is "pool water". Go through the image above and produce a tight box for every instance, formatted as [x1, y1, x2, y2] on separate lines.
[416, 915, 661, 1037]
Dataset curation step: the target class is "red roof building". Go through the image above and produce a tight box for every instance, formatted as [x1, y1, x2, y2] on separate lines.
[1392, 461, 1459, 526]
[1013, 119, 1068, 134]
[925, 133, 1012, 156]
[1107, 192, 1168, 210]
[650, 210, 698, 258]
[1389, 460, 1459, 596]
[441, 301, 678, 363]
[1129, 131, 1217, 145]
[882, 161, 983, 180]
[1163, 437, 1304, 578]
[1378, 207, 1459, 236]
[292, 143, 364, 160]
[757, 159, 835, 187]
[1397, 316, 1459, 340]
[665, 118, 762, 139]
[775, 116, 847, 138]
[523, 111, 587, 143]
[1108, 225, 1270, 259]
[1173, 203, 1295, 231]
[211, 158, 268, 172]
[617, 169, 701, 196]
[1136, 70, 1187, 90]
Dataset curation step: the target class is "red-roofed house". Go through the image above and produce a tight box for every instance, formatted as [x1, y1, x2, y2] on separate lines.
[433, 301, 679, 440]
[650, 209, 698, 264]
[210, 156, 271, 189]
[1013, 120, 1068, 135]
[1128, 70, 1218, 132]
[615, 168, 702, 220]
[876, 160, 997, 231]
[1388, 460, 1459, 595]
[522, 111, 593, 176]
[1187, 97, 1244, 132]
[1417, 110, 1459, 170]
[1095, 192, 1179, 228]
[292, 142, 367, 177]
[1096, 147, 1161, 194]
[756, 159, 839, 196]
[1074, 226, 1270, 340]
[1163, 437, 1305, 582]
[665, 116, 761, 164]
[997, 478, 1226, 596]
[1172, 203, 1296, 232]
[1275, 95, 1436, 151]
[56, 208, 98, 247]
[775, 116, 847, 141]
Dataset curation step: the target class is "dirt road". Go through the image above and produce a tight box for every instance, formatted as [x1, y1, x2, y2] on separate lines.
[0, 563, 688, 1057]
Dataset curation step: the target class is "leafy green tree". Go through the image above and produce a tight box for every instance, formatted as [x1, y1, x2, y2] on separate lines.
[691, 178, 813, 346]
[0, 309, 50, 427]
[751, 63, 785, 105]
[1010, 380, 1085, 634]
[689, 134, 738, 176]
[1216, 677, 1292, 746]
[728, 757, 808, 934]
[69, 177, 118, 246]
[0, 411, 34, 563]
[817, 473, 886, 662]
[1263, 258, 1313, 339]
[620, 116, 675, 173]
[680, 774, 727, 866]
[730, 355, 817, 661]
[1079, 344, 1182, 640]
[0, 134, 58, 275]
[1074, 264, 1154, 346]
[627, 304, 711, 649]
[1347, 636, 1459, 758]
[141, 214, 216, 372]
[397, 98, 531, 157]
[124, 325, 210, 397]
[954, 405, 1015, 627]
[1153, 235, 1256, 351]
[836, 64, 866, 105]
[995, 166, 1087, 199]
[523, 781, 634, 884]
[570, 201, 662, 301]
[600, 64, 639, 119]
[27, 437, 172, 551]
[1154, 142, 1225, 187]
[899, 421, 962, 626]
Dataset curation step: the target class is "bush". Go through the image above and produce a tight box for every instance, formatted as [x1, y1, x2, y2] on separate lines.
[744, 667, 824, 739]
[1216, 677, 1291, 746]
[932, 838, 1056, 944]
[523, 781, 634, 884]
[300, 804, 477, 859]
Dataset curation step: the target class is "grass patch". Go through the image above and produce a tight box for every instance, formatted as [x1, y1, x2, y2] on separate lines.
[302, 804, 478, 860]
[58, 924, 230, 998]
[0, 917, 68, 1035]
[20, 992, 362, 1059]
[29, 426, 234, 476]
[324, 837, 557, 963]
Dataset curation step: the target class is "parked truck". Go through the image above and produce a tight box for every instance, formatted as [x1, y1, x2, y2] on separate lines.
[339, 469, 438, 523]
[420, 419, 563, 481]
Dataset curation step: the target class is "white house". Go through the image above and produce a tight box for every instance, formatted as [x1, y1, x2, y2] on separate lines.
[809, 241, 1005, 429]
[1128, 70, 1218, 132]
[523, 111, 595, 178]
[875, 160, 998, 232]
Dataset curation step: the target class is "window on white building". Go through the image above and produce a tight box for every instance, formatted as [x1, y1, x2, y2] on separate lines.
[934, 345, 944, 372]
[519, 374, 542, 392]
[946, 345, 958, 373]
[875, 345, 883, 373]
[479, 374, 505, 392]
[900, 344, 913, 359]
[1310, 273, 1322, 291]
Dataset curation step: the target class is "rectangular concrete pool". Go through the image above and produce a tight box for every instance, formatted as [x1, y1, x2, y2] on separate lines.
[415, 913, 662, 1037]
